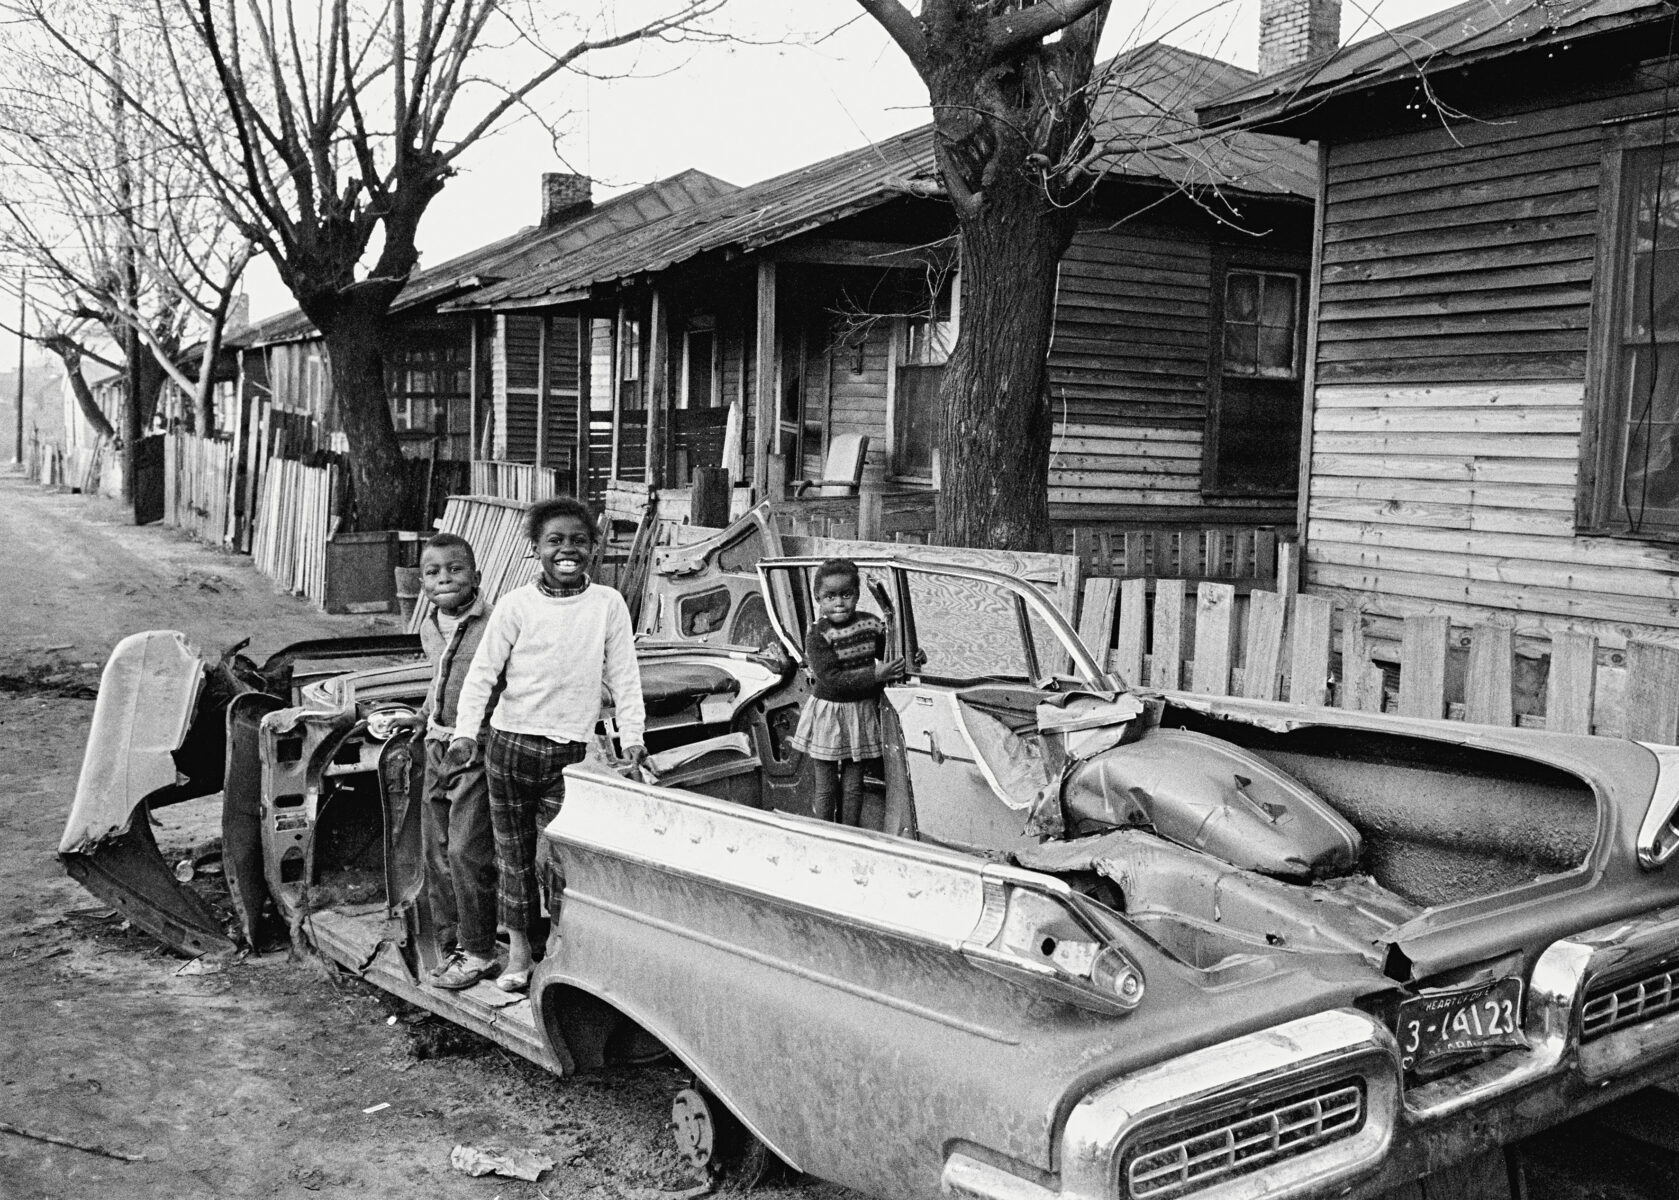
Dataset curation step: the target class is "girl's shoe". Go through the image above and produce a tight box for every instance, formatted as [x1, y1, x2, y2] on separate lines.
[496, 966, 532, 993]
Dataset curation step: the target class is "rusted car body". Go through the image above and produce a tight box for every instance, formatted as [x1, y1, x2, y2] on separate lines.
[61, 518, 1679, 1200]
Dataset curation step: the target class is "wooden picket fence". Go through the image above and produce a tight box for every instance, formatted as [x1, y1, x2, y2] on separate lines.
[26, 434, 69, 487]
[163, 432, 236, 543]
[252, 456, 336, 603]
[1062, 524, 1290, 586]
[1076, 578, 1679, 745]
[469, 459, 564, 503]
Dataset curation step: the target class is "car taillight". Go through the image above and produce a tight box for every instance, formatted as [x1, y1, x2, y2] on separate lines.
[961, 867, 1146, 1015]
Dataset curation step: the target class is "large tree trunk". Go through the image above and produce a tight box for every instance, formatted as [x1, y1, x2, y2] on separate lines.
[936, 178, 1074, 551]
[320, 305, 411, 531]
[912, 1, 1106, 553]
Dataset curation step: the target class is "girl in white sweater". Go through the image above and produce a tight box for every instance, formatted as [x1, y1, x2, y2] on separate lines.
[449, 497, 647, 990]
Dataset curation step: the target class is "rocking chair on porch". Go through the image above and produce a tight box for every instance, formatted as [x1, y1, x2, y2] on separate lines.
[791, 434, 871, 498]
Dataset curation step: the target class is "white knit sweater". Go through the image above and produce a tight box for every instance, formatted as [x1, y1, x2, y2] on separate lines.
[451, 583, 646, 747]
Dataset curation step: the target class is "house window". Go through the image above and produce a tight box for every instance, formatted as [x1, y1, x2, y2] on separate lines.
[387, 341, 468, 436]
[1204, 264, 1304, 496]
[891, 277, 958, 480]
[1587, 139, 1679, 535]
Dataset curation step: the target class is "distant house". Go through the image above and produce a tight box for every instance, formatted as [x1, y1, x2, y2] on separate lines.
[443, 39, 1320, 533]
[1204, 0, 1679, 646]
[236, 169, 736, 482]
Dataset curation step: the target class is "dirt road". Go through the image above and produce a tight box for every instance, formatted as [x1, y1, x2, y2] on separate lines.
[0, 471, 836, 1200]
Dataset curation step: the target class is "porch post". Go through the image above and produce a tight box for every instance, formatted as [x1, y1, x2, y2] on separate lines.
[468, 317, 481, 465]
[753, 260, 777, 497]
[535, 313, 551, 470]
[609, 303, 624, 482]
[646, 286, 670, 488]
[575, 311, 592, 497]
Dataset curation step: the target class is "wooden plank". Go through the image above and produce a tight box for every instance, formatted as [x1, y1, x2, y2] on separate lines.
[1114, 578, 1147, 684]
[1311, 476, 1575, 509]
[1312, 406, 1581, 435]
[1398, 614, 1450, 720]
[1148, 579, 1186, 691]
[1241, 590, 1287, 700]
[1337, 603, 1380, 712]
[1311, 432, 1581, 461]
[1191, 583, 1237, 696]
[1276, 539, 1299, 599]
[1077, 577, 1120, 668]
[1546, 630, 1598, 735]
[1309, 496, 1574, 537]
[1310, 454, 1577, 486]
[753, 262, 776, 496]
[1308, 541, 1679, 604]
[1288, 593, 1334, 707]
[1625, 640, 1679, 745]
[1464, 624, 1515, 726]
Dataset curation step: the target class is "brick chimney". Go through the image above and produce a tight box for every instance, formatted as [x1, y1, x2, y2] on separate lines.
[541, 172, 592, 227]
[1258, 0, 1341, 75]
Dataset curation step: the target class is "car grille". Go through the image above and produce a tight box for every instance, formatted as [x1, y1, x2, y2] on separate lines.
[1582, 966, 1679, 1041]
[1122, 1081, 1364, 1199]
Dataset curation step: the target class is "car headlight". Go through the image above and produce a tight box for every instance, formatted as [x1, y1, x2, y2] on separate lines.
[364, 704, 417, 741]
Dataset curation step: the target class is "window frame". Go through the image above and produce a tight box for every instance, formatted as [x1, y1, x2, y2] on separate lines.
[1579, 117, 1679, 540]
[1202, 246, 1308, 499]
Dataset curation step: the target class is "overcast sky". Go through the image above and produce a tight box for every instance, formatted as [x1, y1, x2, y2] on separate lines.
[236, 0, 1463, 321]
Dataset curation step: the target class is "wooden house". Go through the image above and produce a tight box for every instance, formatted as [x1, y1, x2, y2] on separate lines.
[1203, 0, 1679, 647]
[235, 170, 736, 479]
[442, 41, 1320, 541]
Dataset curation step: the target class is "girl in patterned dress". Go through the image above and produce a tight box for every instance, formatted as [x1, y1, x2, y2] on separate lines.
[788, 558, 904, 826]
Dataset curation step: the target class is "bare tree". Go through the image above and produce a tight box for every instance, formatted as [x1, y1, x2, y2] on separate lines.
[19, 0, 726, 529]
[855, 1, 1111, 550]
[0, 12, 251, 500]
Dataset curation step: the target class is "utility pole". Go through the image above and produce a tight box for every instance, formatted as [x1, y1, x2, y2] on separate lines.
[12, 271, 23, 466]
[111, 16, 141, 515]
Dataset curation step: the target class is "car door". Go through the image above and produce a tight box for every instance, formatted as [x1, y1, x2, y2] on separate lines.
[757, 558, 1105, 854]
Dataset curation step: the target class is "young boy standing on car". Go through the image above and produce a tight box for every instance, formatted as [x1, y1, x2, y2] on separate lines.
[413, 532, 502, 990]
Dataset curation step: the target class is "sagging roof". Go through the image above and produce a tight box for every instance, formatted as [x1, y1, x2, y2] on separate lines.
[1201, 0, 1667, 130]
[447, 41, 1317, 312]
[237, 169, 737, 348]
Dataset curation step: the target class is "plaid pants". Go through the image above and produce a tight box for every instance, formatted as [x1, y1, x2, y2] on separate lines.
[484, 728, 586, 933]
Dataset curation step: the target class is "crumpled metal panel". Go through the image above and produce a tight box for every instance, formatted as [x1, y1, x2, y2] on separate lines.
[60, 630, 204, 855]
[1062, 727, 1362, 880]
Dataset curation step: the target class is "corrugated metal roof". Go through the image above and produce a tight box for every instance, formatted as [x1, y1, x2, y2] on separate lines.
[1202, 0, 1666, 128]
[238, 169, 737, 347]
[449, 42, 1317, 311]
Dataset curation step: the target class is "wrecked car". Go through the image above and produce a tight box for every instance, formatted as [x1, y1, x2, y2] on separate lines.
[61, 525, 1679, 1200]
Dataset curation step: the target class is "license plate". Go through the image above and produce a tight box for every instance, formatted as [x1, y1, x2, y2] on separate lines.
[1396, 977, 1525, 1071]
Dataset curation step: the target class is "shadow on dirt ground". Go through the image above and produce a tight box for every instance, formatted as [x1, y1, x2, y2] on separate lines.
[0, 471, 846, 1200]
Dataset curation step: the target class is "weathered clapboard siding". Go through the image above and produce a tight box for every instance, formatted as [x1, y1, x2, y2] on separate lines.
[826, 321, 892, 484]
[1313, 76, 1678, 385]
[1049, 221, 1267, 517]
[1303, 384, 1679, 648]
[1297, 61, 1679, 647]
[1050, 224, 1212, 427]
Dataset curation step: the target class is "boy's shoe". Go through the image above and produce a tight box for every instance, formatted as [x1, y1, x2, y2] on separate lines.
[433, 954, 500, 991]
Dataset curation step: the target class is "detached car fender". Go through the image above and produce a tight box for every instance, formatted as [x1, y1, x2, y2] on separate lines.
[59, 631, 240, 957]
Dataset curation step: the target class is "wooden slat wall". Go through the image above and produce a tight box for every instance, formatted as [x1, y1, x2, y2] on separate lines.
[1050, 223, 1211, 426]
[1304, 76, 1679, 647]
[1047, 221, 1293, 519]
[825, 321, 892, 485]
